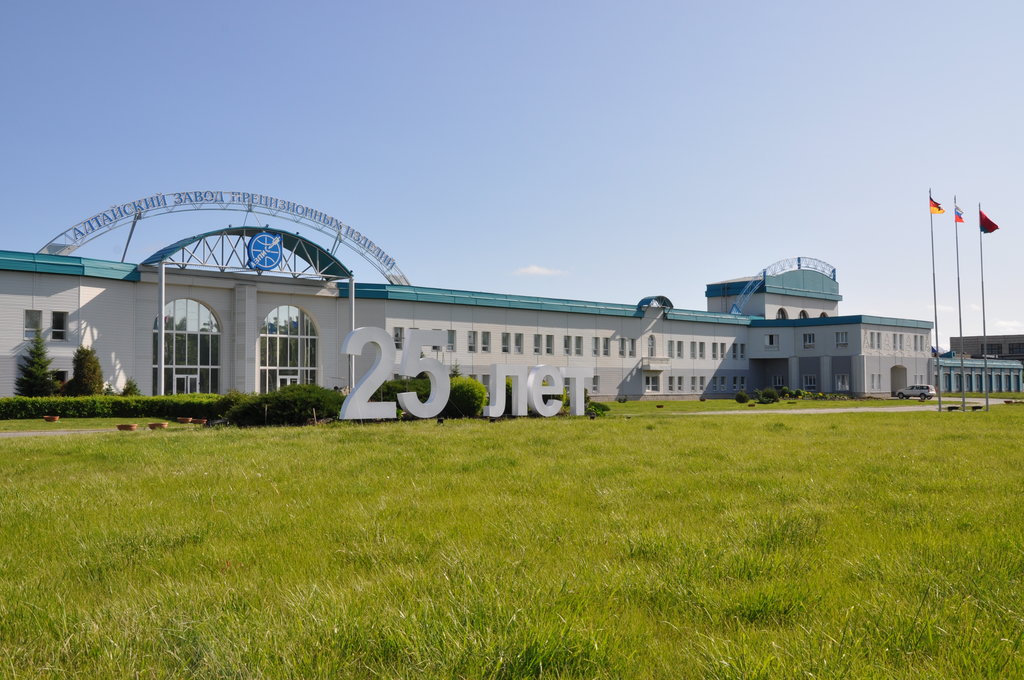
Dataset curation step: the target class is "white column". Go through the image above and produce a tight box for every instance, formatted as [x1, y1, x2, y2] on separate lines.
[157, 262, 166, 396]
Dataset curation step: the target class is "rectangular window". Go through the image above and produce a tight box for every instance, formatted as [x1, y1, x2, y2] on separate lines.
[731, 343, 737, 359]
[447, 330, 456, 352]
[834, 373, 850, 391]
[690, 341, 697, 359]
[546, 334, 554, 355]
[602, 338, 610, 357]
[720, 343, 727, 359]
[732, 376, 739, 390]
[803, 333, 815, 349]
[1008, 343, 1024, 355]
[535, 334, 543, 354]
[501, 332, 511, 353]
[835, 331, 848, 348]
[712, 343, 718, 360]
[592, 337, 600, 357]
[575, 336, 583, 356]
[515, 333, 524, 354]
[623, 338, 632, 357]
[667, 340, 674, 358]
[765, 334, 779, 349]
[564, 335, 572, 355]
[984, 343, 1002, 355]
[668, 376, 675, 391]
[772, 374, 784, 388]
[629, 338, 636, 357]
[393, 326, 404, 350]
[719, 376, 727, 390]
[467, 331, 478, 353]
[481, 331, 491, 352]
[51, 311, 68, 341]
[645, 375, 660, 392]
[592, 376, 600, 393]
[690, 376, 697, 392]
[699, 376, 706, 391]
[739, 343, 746, 359]
[699, 342, 706, 359]
[802, 374, 817, 391]
[739, 376, 746, 391]
[24, 309, 43, 340]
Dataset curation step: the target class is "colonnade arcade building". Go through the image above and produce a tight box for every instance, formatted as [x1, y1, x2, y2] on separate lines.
[4, 190, 1015, 400]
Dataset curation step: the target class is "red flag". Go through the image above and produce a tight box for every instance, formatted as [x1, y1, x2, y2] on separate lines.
[980, 210, 1000, 234]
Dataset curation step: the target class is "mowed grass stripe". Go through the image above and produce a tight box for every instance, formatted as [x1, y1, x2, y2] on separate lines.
[1, 411, 1023, 678]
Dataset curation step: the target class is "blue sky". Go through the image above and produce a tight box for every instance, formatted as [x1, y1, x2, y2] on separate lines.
[2, 1, 1021, 346]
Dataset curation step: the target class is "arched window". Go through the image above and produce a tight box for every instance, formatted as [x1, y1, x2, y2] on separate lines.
[799, 310, 809, 319]
[648, 334, 657, 357]
[819, 312, 828, 318]
[153, 299, 221, 394]
[776, 308, 789, 319]
[260, 305, 318, 392]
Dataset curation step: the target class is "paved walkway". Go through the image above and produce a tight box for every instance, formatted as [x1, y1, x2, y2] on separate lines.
[653, 397, 996, 417]
[0, 399, 1006, 437]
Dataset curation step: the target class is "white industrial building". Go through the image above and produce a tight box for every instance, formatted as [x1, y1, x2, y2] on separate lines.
[4, 191, 1013, 400]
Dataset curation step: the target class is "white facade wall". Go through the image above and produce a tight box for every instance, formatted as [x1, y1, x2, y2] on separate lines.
[0, 263, 935, 400]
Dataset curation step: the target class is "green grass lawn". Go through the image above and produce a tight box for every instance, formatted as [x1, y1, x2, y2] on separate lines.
[2, 410, 1023, 678]
[0, 417, 196, 433]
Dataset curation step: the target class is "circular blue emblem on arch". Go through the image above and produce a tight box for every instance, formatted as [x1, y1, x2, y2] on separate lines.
[247, 231, 283, 271]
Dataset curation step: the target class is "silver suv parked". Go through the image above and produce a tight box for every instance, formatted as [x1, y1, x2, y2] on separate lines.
[895, 384, 936, 400]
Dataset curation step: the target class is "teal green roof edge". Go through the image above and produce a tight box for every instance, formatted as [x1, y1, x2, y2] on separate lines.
[936, 357, 1023, 368]
[337, 282, 753, 324]
[750, 315, 932, 330]
[0, 250, 140, 281]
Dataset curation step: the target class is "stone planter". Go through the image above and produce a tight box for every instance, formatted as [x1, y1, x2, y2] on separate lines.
[43, 415, 60, 422]
[116, 424, 138, 431]
[176, 417, 193, 424]
[192, 418, 207, 426]
[148, 422, 169, 430]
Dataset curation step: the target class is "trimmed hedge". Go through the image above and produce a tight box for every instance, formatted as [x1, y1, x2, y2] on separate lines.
[225, 384, 344, 427]
[0, 393, 240, 421]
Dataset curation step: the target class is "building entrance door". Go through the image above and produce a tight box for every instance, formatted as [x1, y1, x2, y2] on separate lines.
[174, 375, 199, 394]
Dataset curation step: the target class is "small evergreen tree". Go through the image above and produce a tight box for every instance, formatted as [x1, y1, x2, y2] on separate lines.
[122, 378, 141, 396]
[15, 331, 60, 397]
[64, 346, 105, 396]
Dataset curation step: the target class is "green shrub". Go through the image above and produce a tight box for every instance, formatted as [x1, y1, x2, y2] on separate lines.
[779, 386, 792, 398]
[371, 377, 431, 403]
[0, 393, 233, 420]
[735, 390, 750, 404]
[442, 377, 487, 419]
[64, 346, 104, 396]
[755, 388, 780, 404]
[586, 401, 610, 417]
[225, 384, 344, 426]
[121, 378, 141, 397]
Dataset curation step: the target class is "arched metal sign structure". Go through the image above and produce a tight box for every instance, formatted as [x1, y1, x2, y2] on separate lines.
[729, 257, 837, 315]
[38, 190, 410, 285]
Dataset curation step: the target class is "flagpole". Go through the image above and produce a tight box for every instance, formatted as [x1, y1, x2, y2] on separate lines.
[953, 196, 966, 410]
[929, 190, 943, 412]
[979, 203, 990, 411]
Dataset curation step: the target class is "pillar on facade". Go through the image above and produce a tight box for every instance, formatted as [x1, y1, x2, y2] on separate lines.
[788, 356, 800, 390]
[234, 283, 258, 392]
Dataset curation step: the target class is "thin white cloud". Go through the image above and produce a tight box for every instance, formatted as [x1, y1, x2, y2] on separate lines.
[515, 264, 567, 277]
[993, 319, 1024, 333]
